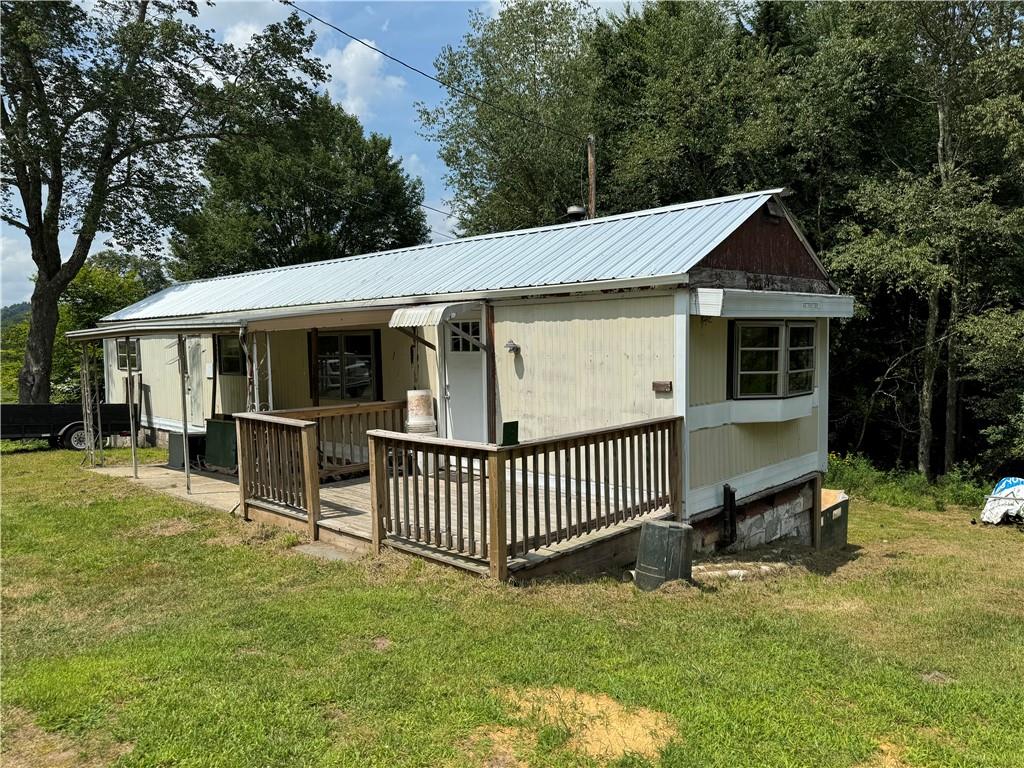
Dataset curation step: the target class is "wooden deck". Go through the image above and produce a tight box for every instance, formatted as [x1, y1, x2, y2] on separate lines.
[91, 464, 672, 576]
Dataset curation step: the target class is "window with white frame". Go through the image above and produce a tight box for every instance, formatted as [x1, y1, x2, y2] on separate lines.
[116, 339, 141, 371]
[734, 321, 815, 398]
[448, 320, 481, 352]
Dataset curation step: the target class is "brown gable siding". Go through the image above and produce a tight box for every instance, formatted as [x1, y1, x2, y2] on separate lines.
[698, 203, 828, 282]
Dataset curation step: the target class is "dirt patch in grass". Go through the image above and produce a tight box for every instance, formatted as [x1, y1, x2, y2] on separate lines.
[856, 741, 910, 768]
[370, 636, 392, 652]
[464, 725, 535, 768]
[504, 686, 675, 762]
[920, 670, 956, 686]
[0, 708, 130, 768]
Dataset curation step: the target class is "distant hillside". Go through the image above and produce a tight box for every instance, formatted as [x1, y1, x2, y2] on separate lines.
[1, 302, 30, 327]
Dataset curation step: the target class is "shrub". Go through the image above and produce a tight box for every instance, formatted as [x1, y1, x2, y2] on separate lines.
[826, 453, 988, 510]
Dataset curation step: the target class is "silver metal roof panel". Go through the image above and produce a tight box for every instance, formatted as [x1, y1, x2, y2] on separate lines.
[104, 189, 784, 323]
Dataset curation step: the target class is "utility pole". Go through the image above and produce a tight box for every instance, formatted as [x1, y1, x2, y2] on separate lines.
[586, 134, 597, 219]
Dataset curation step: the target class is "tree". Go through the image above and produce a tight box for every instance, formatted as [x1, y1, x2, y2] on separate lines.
[418, 0, 597, 235]
[1, 259, 149, 403]
[169, 95, 428, 280]
[1, 0, 325, 403]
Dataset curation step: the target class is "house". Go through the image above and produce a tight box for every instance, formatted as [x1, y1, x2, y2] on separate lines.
[69, 188, 854, 578]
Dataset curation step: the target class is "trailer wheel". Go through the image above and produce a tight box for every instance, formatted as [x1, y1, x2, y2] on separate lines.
[61, 423, 90, 450]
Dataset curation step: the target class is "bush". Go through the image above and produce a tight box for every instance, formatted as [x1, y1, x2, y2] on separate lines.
[825, 453, 988, 510]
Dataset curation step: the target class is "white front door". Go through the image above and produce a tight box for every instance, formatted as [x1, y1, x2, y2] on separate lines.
[188, 338, 205, 428]
[444, 319, 486, 442]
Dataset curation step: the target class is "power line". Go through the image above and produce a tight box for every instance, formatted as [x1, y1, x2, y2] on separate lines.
[283, 0, 587, 143]
[419, 201, 454, 218]
[304, 179, 458, 241]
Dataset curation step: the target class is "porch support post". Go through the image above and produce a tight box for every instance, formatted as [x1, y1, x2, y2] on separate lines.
[210, 334, 219, 417]
[235, 418, 249, 520]
[80, 343, 94, 466]
[484, 303, 497, 444]
[300, 422, 320, 540]
[92, 343, 105, 466]
[265, 332, 274, 411]
[669, 417, 684, 521]
[369, 433, 386, 552]
[673, 289, 690, 520]
[487, 450, 508, 580]
[176, 335, 192, 494]
[124, 336, 138, 479]
[251, 333, 261, 411]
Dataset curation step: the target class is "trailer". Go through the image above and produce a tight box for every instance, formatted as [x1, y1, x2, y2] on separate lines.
[0, 403, 136, 449]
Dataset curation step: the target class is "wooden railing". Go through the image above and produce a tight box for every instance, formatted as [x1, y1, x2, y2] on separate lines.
[367, 416, 683, 579]
[235, 412, 321, 538]
[268, 400, 406, 479]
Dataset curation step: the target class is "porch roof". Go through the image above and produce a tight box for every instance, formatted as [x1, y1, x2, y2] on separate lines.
[96, 189, 785, 326]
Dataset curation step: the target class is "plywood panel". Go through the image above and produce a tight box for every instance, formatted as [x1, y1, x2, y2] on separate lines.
[689, 317, 728, 406]
[493, 295, 675, 440]
[689, 408, 819, 489]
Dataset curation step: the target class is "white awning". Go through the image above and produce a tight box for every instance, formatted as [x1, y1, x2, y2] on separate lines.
[690, 288, 854, 319]
[388, 302, 480, 328]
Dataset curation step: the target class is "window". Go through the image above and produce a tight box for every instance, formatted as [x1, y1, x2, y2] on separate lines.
[449, 320, 481, 352]
[317, 332, 376, 401]
[734, 321, 815, 398]
[116, 339, 140, 371]
[217, 335, 244, 376]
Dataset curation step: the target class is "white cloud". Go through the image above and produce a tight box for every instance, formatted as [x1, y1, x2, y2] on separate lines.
[381, 18, 390, 33]
[401, 153, 429, 182]
[223, 20, 262, 48]
[1, 233, 36, 306]
[422, 200, 458, 243]
[323, 39, 405, 121]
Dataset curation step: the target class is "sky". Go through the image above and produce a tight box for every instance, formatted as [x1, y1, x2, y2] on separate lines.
[1, 0, 495, 307]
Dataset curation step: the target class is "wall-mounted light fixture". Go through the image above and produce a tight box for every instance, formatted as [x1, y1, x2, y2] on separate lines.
[504, 340, 521, 354]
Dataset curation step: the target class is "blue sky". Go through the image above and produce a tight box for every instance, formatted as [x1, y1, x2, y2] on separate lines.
[2, 0, 491, 306]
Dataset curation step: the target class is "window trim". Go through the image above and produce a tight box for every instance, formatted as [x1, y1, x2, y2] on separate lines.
[732, 320, 816, 400]
[115, 338, 141, 371]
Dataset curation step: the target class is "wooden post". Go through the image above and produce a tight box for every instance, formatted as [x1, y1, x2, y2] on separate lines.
[487, 450, 508, 581]
[811, 472, 823, 550]
[586, 134, 597, 219]
[176, 335, 192, 494]
[235, 418, 249, 520]
[668, 417, 684, 521]
[300, 423, 320, 540]
[369, 433, 387, 552]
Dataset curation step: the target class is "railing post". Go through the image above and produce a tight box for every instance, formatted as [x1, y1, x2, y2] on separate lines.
[369, 434, 387, 553]
[300, 423, 320, 540]
[669, 417, 684, 521]
[235, 418, 249, 520]
[487, 450, 508, 581]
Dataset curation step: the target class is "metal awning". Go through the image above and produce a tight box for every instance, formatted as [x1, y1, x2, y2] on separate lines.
[388, 302, 480, 328]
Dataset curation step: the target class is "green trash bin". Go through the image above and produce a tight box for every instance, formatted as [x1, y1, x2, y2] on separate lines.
[632, 519, 694, 591]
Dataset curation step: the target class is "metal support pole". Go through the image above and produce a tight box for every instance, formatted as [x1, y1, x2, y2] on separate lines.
[176, 335, 192, 494]
[251, 333, 261, 411]
[265, 331, 274, 411]
[93, 342, 105, 466]
[124, 336, 138, 478]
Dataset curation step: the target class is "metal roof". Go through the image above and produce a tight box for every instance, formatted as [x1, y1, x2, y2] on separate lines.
[104, 188, 785, 323]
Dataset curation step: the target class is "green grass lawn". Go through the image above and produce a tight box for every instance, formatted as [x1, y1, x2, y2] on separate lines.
[2, 449, 1022, 767]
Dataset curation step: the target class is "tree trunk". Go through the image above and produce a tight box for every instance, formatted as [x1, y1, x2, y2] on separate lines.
[917, 283, 941, 479]
[943, 283, 960, 474]
[18, 276, 61, 404]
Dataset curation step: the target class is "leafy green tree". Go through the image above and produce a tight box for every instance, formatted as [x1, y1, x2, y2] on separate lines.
[418, 0, 597, 235]
[1, 260, 148, 403]
[1, 0, 325, 403]
[169, 95, 428, 280]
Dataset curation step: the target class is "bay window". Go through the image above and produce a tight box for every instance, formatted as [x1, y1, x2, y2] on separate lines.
[734, 321, 815, 398]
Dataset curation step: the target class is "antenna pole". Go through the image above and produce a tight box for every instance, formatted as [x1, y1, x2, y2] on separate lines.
[587, 134, 597, 219]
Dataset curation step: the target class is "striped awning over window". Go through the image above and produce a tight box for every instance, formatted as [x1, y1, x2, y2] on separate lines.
[388, 302, 479, 328]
